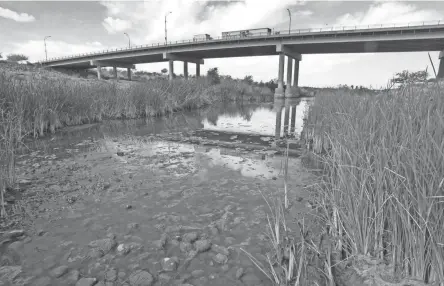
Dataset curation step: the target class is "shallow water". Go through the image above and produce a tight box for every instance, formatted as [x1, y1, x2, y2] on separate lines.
[1, 98, 316, 286]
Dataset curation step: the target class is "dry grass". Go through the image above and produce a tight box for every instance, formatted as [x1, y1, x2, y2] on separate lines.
[303, 84, 444, 285]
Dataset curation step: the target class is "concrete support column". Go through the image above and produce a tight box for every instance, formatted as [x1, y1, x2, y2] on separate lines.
[127, 68, 132, 81]
[438, 51, 444, 79]
[196, 63, 200, 77]
[274, 53, 285, 98]
[283, 106, 290, 137]
[97, 65, 102, 80]
[293, 60, 300, 87]
[113, 67, 118, 80]
[290, 106, 296, 135]
[169, 60, 174, 80]
[275, 107, 283, 140]
[184, 62, 188, 80]
[285, 57, 293, 97]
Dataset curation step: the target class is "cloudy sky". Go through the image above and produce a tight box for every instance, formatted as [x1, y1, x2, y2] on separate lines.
[1, 0, 444, 87]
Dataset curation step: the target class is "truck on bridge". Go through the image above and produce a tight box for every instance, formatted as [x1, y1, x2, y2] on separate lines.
[222, 28, 272, 39]
[193, 34, 213, 42]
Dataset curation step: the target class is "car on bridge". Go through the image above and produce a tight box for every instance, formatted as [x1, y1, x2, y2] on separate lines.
[222, 28, 272, 39]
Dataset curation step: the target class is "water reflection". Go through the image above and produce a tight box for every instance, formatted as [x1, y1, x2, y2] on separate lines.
[273, 98, 309, 140]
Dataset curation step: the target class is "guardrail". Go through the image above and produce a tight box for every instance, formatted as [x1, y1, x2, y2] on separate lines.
[41, 19, 443, 63]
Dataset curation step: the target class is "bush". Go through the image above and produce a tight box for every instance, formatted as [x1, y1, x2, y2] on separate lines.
[6, 54, 29, 62]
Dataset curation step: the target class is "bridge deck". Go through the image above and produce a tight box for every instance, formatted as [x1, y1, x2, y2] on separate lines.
[42, 23, 444, 69]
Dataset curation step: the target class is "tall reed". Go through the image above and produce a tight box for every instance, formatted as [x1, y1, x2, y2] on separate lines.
[304, 85, 444, 284]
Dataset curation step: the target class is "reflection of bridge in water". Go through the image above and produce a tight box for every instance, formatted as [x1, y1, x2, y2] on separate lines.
[273, 97, 310, 141]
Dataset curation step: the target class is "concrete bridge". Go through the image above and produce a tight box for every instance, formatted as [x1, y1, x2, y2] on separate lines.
[40, 21, 444, 98]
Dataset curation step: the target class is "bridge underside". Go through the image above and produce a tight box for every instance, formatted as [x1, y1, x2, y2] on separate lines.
[44, 37, 444, 70]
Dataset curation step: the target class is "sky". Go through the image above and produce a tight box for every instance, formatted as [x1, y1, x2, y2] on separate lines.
[1, 0, 444, 87]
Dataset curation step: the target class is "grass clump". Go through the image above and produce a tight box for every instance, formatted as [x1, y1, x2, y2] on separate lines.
[303, 84, 444, 285]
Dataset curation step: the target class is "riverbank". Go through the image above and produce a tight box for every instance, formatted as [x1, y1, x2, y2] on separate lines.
[301, 83, 444, 285]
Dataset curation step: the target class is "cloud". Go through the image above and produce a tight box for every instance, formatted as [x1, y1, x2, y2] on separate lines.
[0, 6, 35, 22]
[102, 17, 132, 34]
[335, 2, 440, 26]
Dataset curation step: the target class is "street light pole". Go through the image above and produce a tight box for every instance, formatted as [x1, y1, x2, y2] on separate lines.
[124, 32, 131, 48]
[44, 36, 51, 61]
[165, 11, 172, 44]
[287, 9, 291, 34]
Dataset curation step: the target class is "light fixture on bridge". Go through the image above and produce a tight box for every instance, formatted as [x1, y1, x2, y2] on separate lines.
[124, 32, 131, 48]
[287, 8, 291, 34]
[165, 11, 172, 44]
[44, 36, 51, 61]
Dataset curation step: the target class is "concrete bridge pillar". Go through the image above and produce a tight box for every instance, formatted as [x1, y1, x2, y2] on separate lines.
[97, 65, 102, 80]
[293, 59, 299, 87]
[196, 63, 200, 78]
[275, 106, 283, 140]
[285, 57, 293, 97]
[274, 53, 285, 98]
[438, 51, 444, 79]
[127, 68, 132, 81]
[113, 67, 118, 80]
[184, 62, 188, 79]
[169, 60, 174, 80]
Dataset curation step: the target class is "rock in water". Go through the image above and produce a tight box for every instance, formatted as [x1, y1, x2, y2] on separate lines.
[128, 270, 154, 286]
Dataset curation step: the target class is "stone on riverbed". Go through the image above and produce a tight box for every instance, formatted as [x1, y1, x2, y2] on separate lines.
[88, 237, 117, 255]
[213, 253, 228, 264]
[182, 232, 198, 243]
[75, 277, 97, 286]
[128, 270, 154, 286]
[49, 265, 69, 278]
[161, 257, 178, 272]
[211, 244, 230, 256]
[194, 239, 211, 252]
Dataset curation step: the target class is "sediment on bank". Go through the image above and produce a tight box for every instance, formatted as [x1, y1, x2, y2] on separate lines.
[301, 84, 444, 285]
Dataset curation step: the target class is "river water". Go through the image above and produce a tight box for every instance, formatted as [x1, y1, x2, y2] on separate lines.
[1, 98, 317, 286]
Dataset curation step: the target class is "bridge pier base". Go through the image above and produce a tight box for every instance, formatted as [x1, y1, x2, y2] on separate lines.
[184, 62, 188, 79]
[127, 68, 132, 81]
[274, 53, 285, 98]
[283, 105, 290, 136]
[169, 60, 174, 80]
[196, 63, 200, 78]
[97, 65, 102, 80]
[438, 51, 444, 79]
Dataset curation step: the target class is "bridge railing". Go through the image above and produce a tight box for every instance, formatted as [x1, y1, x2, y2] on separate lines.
[41, 20, 443, 63]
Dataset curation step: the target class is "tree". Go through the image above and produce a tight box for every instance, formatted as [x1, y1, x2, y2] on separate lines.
[161, 68, 168, 74]
[207, 67, 220, 84]
[243, 75, 254, 85]
[265, 79, 278, 92]
[7, 54, 28, 62]
[391, 69, 429, 85]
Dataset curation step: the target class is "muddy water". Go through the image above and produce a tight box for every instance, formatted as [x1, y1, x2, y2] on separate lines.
[1, 98, 315, 286]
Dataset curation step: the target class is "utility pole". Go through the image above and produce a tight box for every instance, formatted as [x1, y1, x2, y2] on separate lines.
[44, 36, 51, 61]
[124, 32, 131, 48]
[287, 9, 291, 34]
[165, 11, 172, 44]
